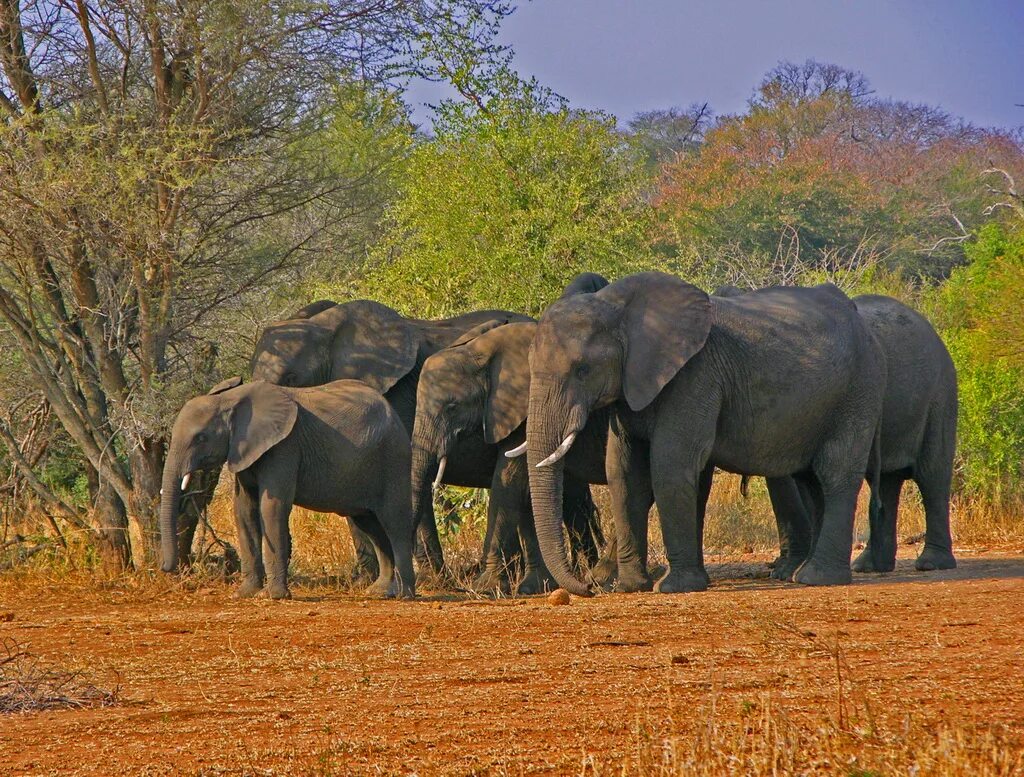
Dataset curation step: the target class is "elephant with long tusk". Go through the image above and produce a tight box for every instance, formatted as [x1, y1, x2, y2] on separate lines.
[524, 271, 887, 597]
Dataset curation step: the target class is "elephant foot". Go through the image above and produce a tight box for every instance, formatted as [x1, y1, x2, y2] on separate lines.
[516, 568, 555, 596]
[770, 554, 807, 581]
[915, 545, 957, 571]
[589, 554, 617, 588]
[365, 575, 398, 599]
[851, 546, 895, 574]
[615, 565, 654, 593]
[472, 568, 512, 596]
[233, 576, 265, 599]
[654, 566, 709, 594]
[265, 582, 292, 600]
[793, 558, 852, 586]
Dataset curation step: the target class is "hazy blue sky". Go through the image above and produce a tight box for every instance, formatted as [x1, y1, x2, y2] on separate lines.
[409, 0, 1023, 129]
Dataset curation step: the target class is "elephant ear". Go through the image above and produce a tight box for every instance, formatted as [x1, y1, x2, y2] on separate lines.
[448, 318, 510, 349]
[288, 300, 337, 319]
[483, 324, 534, 443]
[560, 272, 610, 298]
[226, 382, 298, 473]
[313, 300, 418, 394]
[598, 272, 712, 412]
[207, 376, 243, 395]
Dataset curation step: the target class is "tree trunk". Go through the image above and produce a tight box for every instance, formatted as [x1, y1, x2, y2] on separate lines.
[86, 463, 132, 573]
[128, 437, 164, 569]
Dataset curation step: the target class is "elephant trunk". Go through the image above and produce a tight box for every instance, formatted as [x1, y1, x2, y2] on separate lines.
[526, 391, 592, 597]
[410, 430, 441, 536]
[158, 447, 185, 573]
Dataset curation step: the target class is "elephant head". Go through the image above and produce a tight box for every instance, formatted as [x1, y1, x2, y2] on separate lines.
[525, 272, 712, 595]
[250, 299, 419, 394]
[160, 380, 297, 572]
[410, 322, 534, 527]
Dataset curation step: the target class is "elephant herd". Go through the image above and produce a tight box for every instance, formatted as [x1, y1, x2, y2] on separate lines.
[159, 271, 958, 600]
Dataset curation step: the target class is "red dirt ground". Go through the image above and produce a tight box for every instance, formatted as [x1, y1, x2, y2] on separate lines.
[2, 550, 1023, 775]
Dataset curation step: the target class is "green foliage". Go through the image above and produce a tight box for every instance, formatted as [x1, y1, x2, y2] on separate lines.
[930, 222, 1024, 499]
[362, 79, 655, 317]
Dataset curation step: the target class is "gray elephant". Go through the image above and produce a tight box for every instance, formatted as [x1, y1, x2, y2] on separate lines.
[250, 299, 531, 578]
[159, 378, 415, 599]
[413, 320, 608, 594]
[714, 286, 957, 578]
[524, 271, 886, 596]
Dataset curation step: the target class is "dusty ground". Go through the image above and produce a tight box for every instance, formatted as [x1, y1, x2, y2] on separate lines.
[2, 549, 1024, 776]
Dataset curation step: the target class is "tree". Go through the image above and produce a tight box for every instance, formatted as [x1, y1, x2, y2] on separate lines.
[654, 61, 1022, 281]
[0, 0, 514, 569]
[363, 76, 654, 317]
[628, 103, 712, 169]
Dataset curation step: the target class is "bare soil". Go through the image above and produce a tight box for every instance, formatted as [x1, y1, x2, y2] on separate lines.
[2, 549, 1024, 775]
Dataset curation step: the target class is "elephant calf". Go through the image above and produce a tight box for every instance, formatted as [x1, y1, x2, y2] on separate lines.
[160, 378, 415, 599]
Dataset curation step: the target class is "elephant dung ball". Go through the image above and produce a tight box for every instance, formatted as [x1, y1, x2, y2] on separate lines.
[547, 589, 571, 606]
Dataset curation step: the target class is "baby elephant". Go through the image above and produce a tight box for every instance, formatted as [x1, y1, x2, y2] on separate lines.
[159, 378, 415, 599]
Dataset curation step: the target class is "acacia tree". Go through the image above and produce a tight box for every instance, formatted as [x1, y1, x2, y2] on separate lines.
[0, 0, 511, 569]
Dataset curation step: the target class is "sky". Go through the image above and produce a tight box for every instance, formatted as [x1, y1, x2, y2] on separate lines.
[407, 0, 1024, 130]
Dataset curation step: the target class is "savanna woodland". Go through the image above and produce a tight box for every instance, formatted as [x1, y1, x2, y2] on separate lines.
[1, 2, 1023, 775]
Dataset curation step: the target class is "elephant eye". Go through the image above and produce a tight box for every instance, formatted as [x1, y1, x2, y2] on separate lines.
[282, 372, 296, 386]
[194, 432, 207, 444]
[575, 364, 590, 380]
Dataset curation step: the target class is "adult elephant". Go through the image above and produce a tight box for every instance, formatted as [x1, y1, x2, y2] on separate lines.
[250, 299, 530, 576]
[525, 272, 886, 596]
[413, 321, 609, 594]
[411, 273, 612, 594]
[160, 378, 415, 599]
[716, 286, 957, 578]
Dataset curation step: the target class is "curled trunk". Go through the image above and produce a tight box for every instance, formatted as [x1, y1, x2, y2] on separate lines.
[526, 399, 592, 597]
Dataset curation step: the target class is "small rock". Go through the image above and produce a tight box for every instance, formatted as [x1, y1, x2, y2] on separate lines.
[671, 654, 690, 665]
[0, 611, 14, 622]
[548, 589, 571, 606]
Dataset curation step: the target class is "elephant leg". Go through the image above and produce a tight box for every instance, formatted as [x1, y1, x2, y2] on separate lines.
[914, 419, 957, 571]
[793, 466, 860, 586]
[516, 508, 556, 596]
[258, 482, 295, 600]
[853, 472, 903, 573]
[354, 512, 401, 598]
[232, 480, 265, 598]
[766, 476, 814, 581]
[347, 518, 380, 584]
[589, 532, 618, 588]
[605, 426, 654, 592]
[563, 478, 601, 568]
[650, 448, 710, 594]
[476, 456, 531, 595]
[374, 489, 416, 598]
[414, 502, 446, 577]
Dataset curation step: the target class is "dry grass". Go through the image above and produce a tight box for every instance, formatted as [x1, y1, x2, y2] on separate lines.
[606, 696, 1022, 777]
[0, 638, 119, 714]
[4, 469, 1023, 588]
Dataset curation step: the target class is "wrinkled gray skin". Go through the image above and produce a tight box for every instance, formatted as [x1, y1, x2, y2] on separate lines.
[413, 321, 608, 595]
[526, 271, 886, 596]
[160, 379, 415, 599]
[250, 299, 531, 579]
[715, 286, 958, 578]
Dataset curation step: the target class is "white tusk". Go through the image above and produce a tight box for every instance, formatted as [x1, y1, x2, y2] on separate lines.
[535, 432, 577, 468]
[432, 457, 447, 489]
[159, 488, 164, 496]
[180, 473, 191, 492]
[504, 441, 528, 458]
